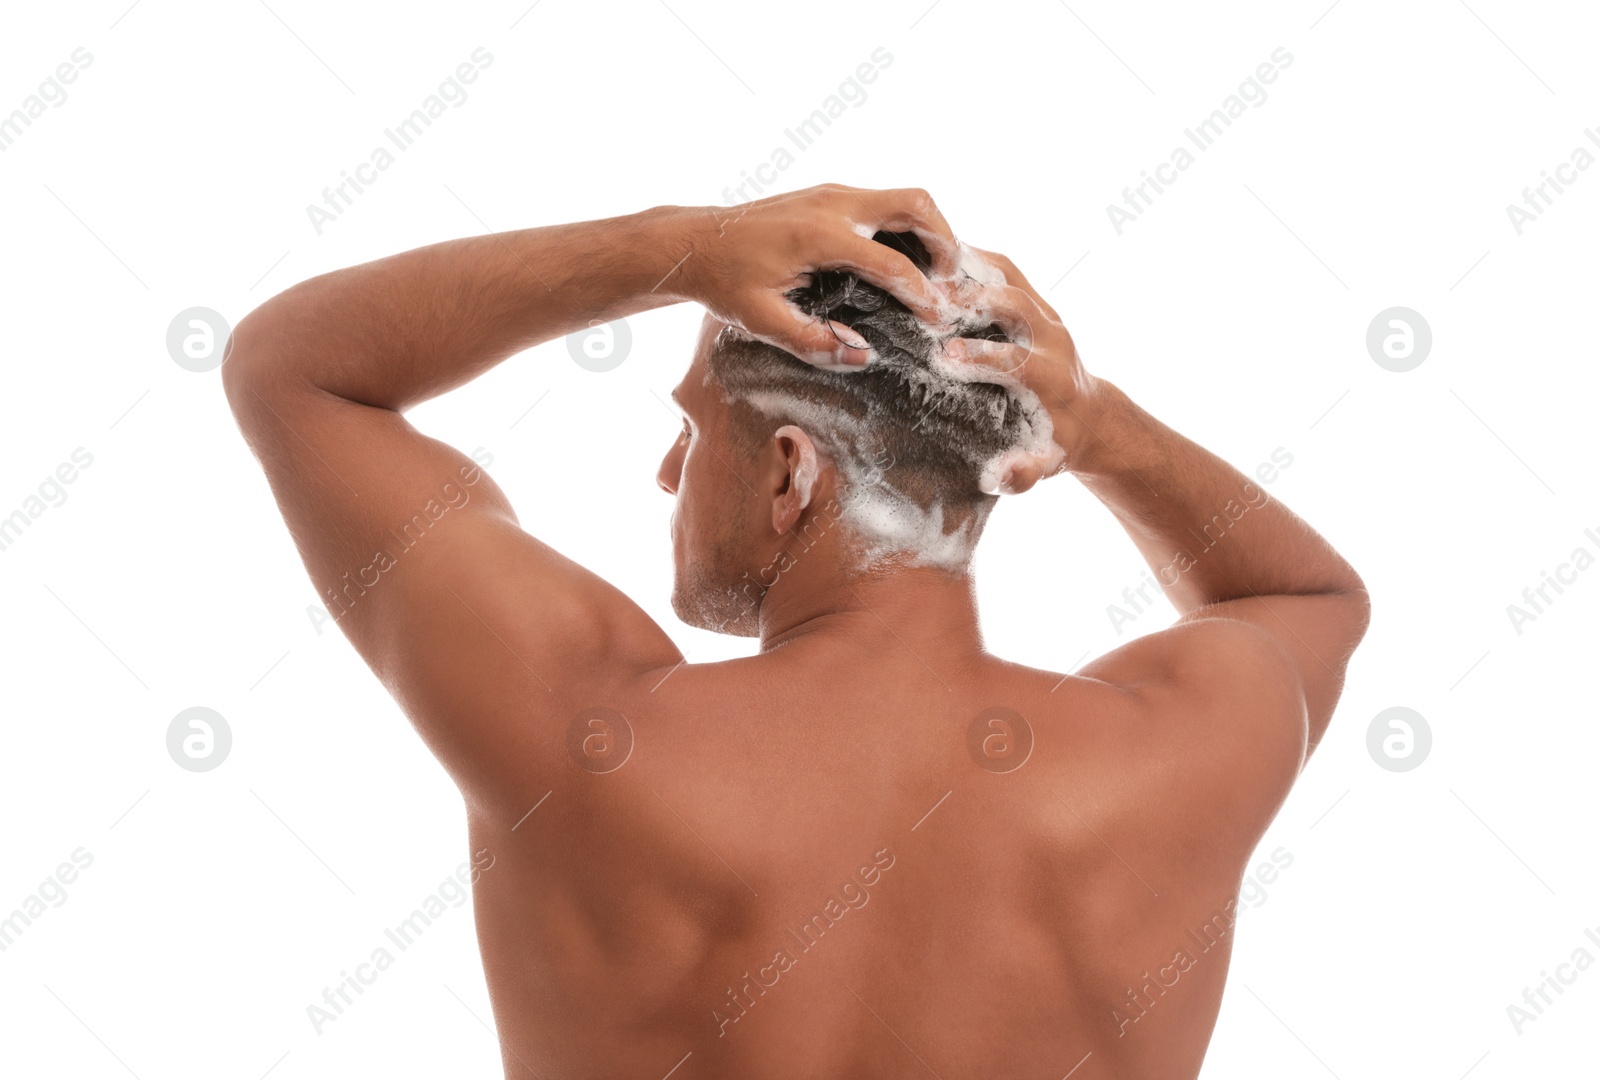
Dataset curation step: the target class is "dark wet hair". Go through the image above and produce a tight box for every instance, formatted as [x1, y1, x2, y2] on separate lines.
[707, 231, 1031, 520]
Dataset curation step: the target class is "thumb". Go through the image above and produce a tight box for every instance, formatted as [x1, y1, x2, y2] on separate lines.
[980, 450, 1052, 496]
[745, 293, 875, 371]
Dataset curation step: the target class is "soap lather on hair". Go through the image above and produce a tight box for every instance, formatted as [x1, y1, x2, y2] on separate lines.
[707, 231, 1060, 571]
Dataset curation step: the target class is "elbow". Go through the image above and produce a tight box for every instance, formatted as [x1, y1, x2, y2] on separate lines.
[220, 302, 293, 422]
[1344, 565, 1373, 625]
[1336, 576, 1374, 654]
[219, 324, 248, 413]
[219, 317, 262, 427]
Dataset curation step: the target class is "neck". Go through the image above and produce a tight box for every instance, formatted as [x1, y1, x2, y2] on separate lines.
[756, 560, 985, 663]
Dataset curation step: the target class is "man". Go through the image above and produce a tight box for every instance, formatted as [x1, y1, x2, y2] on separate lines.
[224, 183, 1369, 1078]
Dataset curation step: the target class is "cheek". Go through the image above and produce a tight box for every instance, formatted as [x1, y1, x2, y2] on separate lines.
[682, 447, 743, 529]
[683, 442, 717, 492]
[674, 447, 710, 527]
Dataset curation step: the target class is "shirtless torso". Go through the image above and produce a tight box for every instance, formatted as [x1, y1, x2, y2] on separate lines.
[467, 639, 1300, 1079]
[224, 185, 1368, 1078]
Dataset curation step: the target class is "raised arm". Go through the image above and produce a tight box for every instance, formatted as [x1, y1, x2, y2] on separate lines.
[945, 250, 1370, 765]
[1067, 381, 1370, 754]
[221, 185, 961, 799]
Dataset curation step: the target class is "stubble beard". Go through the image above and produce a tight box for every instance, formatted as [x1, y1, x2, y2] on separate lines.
[671, 534, 764, 637]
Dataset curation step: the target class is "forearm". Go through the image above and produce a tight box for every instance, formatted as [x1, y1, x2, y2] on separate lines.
[225, 204, 702, 410]
[1068, 379, 1366, 613]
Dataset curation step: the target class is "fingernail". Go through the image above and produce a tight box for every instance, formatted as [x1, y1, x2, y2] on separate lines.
[814, 349, 874, 372]
[834, 323, 870, 350]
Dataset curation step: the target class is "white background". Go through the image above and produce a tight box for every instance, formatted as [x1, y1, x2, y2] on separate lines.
[1, 0, 1596, 1076]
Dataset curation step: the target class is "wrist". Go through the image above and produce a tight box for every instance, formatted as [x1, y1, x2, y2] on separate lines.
[635, 203, 717, 304]
[1055, 375, 1125, 477]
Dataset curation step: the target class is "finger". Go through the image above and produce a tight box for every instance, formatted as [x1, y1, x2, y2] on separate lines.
[960, 244, 1022, 288]
[949, 283, 1046, 348]
[961, 245, 1063, 324]
[1001, 458, 1046, 495]
[811, 237, 951, 325]
[942, 337, 1033, 379]
[978, 449, 1046, 496]
[740, 292, 876, 371]
[845, 187, 963, 279]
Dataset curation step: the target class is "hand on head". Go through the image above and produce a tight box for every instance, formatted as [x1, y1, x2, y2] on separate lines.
[686, 183, 962, 369]
[685, 184, 1094, 491]
[937, 245, 1092, 493]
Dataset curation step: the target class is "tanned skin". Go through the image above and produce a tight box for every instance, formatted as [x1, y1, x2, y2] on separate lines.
[224, 184, 1369, 1079]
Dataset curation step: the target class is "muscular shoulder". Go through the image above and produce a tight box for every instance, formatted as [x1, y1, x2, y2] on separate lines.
[1069, 618, 1309, 851]
[1081, 616, 1305, 735]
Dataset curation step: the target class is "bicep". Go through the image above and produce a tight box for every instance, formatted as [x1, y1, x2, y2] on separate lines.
[225, 370, 682, 792]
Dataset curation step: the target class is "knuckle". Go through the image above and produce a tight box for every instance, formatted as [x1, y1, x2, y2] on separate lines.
[902, 187, 936, 216]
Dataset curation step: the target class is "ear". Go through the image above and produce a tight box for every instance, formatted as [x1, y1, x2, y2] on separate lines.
[769, 424, 820, 534]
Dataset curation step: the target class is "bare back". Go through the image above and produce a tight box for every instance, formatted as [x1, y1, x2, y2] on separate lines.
[465, 640, 1299, 1079]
